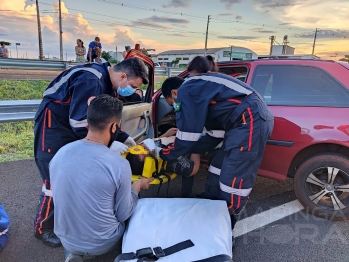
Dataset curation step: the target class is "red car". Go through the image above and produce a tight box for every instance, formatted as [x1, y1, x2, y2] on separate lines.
[123, 50, 349, 220]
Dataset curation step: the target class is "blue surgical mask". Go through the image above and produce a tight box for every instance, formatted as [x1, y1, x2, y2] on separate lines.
[117, 85, 136, 97]
[173, 102, 177, 109]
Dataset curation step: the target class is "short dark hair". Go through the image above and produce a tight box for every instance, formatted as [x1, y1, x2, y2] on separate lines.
[206, 55, 218, 72]
[113, 58, 149, 85]
[95, 36, 100, 41]
[161, 76, 185, 98]
[187, 56, 210, 74]
[87, 94, 123, 131]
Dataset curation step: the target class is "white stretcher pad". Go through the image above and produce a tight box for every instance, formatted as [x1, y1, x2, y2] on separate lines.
[122, 198, 233, 261]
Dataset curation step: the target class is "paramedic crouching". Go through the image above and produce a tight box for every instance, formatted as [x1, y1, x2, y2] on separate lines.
[50, 95, 153, 262]
[143, 69, 274, 228]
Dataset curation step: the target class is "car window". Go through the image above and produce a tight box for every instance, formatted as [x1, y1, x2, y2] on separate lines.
[251, 65, 349, 107]
[219, 66, 248, 82]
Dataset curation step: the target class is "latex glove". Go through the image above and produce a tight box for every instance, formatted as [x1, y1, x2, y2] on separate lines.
[141, 139, 161, 157]
[110, 141, 128, 155]
[124, 136, 136, 147]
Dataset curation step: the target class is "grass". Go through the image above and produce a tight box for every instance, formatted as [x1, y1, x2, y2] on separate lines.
[0, 79, 48, 162]
[0, 78, 165, 162]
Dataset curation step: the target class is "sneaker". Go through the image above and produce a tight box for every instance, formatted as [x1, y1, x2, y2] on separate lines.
[166, 156, 194, 177]
[65, 253, 83, 262]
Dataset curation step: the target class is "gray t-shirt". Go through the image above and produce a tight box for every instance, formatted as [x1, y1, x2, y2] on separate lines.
[50, 140, 138, 255]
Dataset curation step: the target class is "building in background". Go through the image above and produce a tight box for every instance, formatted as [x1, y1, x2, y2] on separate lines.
[155, 47, 258, 67]
[258, 45, 320, 59]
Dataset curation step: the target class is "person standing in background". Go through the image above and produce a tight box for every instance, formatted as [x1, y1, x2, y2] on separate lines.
[75, 39, 86, 63]
[0, 42, 9, 58]
[87, 37, 102, 63]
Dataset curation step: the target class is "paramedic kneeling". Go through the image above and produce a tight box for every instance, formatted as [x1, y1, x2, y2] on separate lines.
[143, 73, 274, 228]
[50, 95, 153, 262]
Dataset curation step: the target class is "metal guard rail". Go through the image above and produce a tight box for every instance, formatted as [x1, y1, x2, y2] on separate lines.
[0, 100, 41, 122]
[0, 58, 184, 76]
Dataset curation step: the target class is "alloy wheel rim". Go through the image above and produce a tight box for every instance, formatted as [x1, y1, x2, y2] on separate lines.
[305, 167, 349, 211]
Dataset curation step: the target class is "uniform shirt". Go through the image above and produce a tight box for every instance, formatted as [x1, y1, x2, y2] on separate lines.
[40, 62, 129, 142]
[160, 72, 272, 161]
[88, 41, 102, 57]
[51, 140, 138, 255]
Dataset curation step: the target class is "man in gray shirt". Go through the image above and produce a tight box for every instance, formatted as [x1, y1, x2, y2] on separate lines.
[50, 95, 153, 262]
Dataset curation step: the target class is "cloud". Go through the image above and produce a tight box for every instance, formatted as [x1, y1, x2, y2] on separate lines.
[253, 0, 304, 9]
[293, 29, 349, 39]
[0, 0, 142, 60]
[218, 35, 259, 40]
[166, 33, 187, 37]
[217, 13, 243, 20]
[220, 0, 243, 9]
[128, 15, 190, 30]
[162, 0, 193, 8]
[250, 28, 277, 34]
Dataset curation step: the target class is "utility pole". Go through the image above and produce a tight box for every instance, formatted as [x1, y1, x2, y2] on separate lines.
[269, 36, 275, 55]
[35, 0, 44, 60]
[59, 0, 63, 61]
[312, 28, 319, 55]
[204, 15, 211, 56]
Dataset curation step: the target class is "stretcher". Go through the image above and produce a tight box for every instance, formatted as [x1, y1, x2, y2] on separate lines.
[121, 145, 177, 185]
[114, 198, 233, 262]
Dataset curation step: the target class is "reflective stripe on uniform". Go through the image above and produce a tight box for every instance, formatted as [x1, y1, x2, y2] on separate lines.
[206, 130, 225, 138]
[186, 75, 253, 95]
[176, 130, 201, 142]
[42, 184, 53, 197]
[220, 182, 252, 197]
[208, 165, 221, 176]
[43, 67, 103, 97]
[69, 118, 88, 128]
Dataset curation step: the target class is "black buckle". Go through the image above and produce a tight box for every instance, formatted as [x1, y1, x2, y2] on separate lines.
[136, 247, 154, 259]
[153, 247, 165, 258]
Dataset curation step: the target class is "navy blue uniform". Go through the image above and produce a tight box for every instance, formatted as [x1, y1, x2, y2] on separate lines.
[160, 73, 274, 214]
[34, 62, 129, 235]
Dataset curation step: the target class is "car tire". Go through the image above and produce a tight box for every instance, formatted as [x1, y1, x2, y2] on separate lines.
[294, 153, 349, 221]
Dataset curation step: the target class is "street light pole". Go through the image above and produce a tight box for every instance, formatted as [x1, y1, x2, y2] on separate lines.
[35, 0, 44, 60]
[204, 15, 211, 56]
[59, 0, 63, 61]
[312, 28, 319, 56]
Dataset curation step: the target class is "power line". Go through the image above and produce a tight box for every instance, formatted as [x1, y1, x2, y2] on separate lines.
[97, 0, 316, 33]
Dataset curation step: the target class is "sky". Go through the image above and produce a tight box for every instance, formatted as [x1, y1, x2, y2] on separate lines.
[0, 0, 348, 60]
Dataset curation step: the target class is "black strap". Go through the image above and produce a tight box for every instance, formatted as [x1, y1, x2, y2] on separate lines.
[162, 239, 194, 256]
[193, 254, 233, 262]
[114, 240, 194, 262]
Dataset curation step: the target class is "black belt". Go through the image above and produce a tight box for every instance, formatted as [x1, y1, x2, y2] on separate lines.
[114, 239, 194, 262]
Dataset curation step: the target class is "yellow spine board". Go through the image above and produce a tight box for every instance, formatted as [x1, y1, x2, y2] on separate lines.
[122, 146, 177, 184]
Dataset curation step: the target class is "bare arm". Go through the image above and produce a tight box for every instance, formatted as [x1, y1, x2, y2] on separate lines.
[89, 47, 92, 62]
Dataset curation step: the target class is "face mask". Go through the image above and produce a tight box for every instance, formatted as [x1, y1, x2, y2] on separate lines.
[117, 78, 136, 97]
[173, 102, 177, 109]
[108, 124, 120, 148]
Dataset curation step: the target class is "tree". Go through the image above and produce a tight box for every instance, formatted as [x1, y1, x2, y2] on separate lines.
[109, 58, 119, 64]
[0, 41, 11, 46]
[171, 58, 180, 67]
[339, 55, 349, 63]
[101, 51, 112, 61]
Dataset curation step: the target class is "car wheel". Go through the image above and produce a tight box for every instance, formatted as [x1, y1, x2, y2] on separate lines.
[294, 153, 349, 220]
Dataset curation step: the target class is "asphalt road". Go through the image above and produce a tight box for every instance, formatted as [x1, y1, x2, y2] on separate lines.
[0, 159, 348, 262]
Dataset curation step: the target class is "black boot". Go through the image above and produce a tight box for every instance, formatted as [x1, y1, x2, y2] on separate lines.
[35, 230, 62, 248]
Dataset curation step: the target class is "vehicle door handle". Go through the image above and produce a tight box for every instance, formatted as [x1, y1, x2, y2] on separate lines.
[131, 110, 150, 141]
